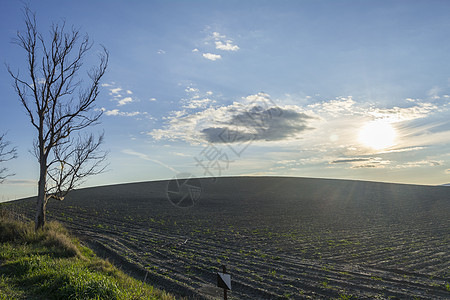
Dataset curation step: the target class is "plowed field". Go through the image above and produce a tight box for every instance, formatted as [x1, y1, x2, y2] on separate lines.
[9, 177, 450, 299]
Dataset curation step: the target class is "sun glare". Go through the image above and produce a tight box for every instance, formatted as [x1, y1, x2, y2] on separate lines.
[359, 120, 397, 150]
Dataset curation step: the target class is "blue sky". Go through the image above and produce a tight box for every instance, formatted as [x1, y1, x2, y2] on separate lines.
[1, 0, 450, 200]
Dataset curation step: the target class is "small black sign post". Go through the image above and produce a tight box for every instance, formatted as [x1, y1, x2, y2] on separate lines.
[217, 265, 231, 300]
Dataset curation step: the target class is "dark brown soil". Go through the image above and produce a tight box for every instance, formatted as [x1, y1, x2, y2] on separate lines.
[8, 177, 450, 299]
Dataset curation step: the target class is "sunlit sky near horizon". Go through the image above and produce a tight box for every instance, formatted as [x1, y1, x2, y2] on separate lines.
[1, 0, 450, 200]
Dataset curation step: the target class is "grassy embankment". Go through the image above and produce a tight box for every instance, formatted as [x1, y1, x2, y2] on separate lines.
[0, 206, 175, 300]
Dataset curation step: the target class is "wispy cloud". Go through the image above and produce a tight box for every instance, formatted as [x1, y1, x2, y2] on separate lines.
[172, 152, 191, 157]
[3, 179, 37, 186]
[102, 108, 147, 117]
[378, 147, 426, 154]
[395, 160, 443, 168]
[331, 157, 373, 164]
[180, 85, 217, 109]
[330, 157, 391, 169]
[122, 149, 178, 173]
[368, 102, 439, 122]
[184, 98, 215, 109]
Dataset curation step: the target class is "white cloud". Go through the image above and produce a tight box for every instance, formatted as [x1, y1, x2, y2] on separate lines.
[194, 31, 239, 61]
[150, 93, 312, 144]
[110, 87, 122, 95]
[215, 40, 240, 51]
[183, 98, 215, 109]
[149, 98, 157, 102]
[395, 160, 443, 168]
[157, 49, 166, 54]
[118, 97, 133, 106]
[308, 97, 360, 117]
[123, 111, 141, 117]
[212, 32, 226, 39]
[180, 86, 217, 110]
[368, 102, 439, 123]
[211, 32, 240, 52]
[304, 96, 447, 126]
[162, 110, 187, 120]
[103, 108, 146, 117]
[149, 92, 450, 177]
[101, 83, 113, 87]
[202, 53, 222, 61]
[185, 87, 199, 93]
[105, 109, 119, 116]
[105, 85, 137, 106]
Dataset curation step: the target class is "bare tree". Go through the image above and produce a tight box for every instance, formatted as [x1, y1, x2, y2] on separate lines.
[7, 7, 108, 230]
[0, 133, 17, 183]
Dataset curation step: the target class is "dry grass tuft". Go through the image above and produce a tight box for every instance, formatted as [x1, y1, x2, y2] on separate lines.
[0, 206, 82, 258]
[42, 227, 83, 258]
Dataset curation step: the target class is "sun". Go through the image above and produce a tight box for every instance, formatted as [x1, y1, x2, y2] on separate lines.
[359, 120, 397, 150]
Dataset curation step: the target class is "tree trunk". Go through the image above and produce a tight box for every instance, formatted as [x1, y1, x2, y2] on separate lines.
[35, 160, 47, 231]
[35, 193, 46, 231]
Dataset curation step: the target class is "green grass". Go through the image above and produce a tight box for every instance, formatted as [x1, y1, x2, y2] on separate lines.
[0, 208, 175, 300]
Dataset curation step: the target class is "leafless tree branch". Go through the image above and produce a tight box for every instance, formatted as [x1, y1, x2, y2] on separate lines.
[8, 6, 108, 230]
[0, 133, 17, 183]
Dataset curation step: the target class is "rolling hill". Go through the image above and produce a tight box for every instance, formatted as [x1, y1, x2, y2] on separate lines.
[8, 176, 450, 299]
